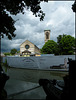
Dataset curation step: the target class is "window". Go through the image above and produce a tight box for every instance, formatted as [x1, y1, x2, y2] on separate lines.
[25, 45, 30, 49]
[46, 32, 49, 39]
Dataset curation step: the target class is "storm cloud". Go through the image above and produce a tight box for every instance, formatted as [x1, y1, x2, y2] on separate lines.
[1, 1, 75, 53]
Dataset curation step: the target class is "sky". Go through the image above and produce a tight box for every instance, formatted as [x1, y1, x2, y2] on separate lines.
[1, 1, 75, 53]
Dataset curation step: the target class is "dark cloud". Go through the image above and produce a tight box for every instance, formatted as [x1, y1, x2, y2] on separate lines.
[1, 1, 75, 52]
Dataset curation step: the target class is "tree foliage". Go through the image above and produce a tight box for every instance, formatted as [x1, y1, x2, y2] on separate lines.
[57, 34, 67, 54]
[58, 35, 75, 55]
[10, 48, 17, 55]
[41, 40, 59, 55]
[72, 1, 76, 13]
[0, 0, 48, 40]
[4, 52, 10, 56]
[57, 34, 66, 45]
[41, 35, 75, 55]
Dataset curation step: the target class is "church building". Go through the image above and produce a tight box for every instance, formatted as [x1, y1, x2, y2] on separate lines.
[20, 30, 50, 56]
[20, 40, 40, 56]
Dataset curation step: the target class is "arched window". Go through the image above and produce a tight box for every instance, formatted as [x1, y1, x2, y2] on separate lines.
[46, 32, 49, 39]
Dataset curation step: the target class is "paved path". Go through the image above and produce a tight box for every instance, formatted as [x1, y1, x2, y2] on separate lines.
[4, 79, 46, 99]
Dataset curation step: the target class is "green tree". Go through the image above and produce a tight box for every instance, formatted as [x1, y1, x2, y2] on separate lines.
[59, 35, 75, 55]
[57, 34, 66, 45]
[57, 34, 67, 54]
[17, 51, 20, 53]
[10, 48, 17, 55]
[41, 40, 59, 55]
[0, 0, 48, 40]
[4, 52, 10, 56]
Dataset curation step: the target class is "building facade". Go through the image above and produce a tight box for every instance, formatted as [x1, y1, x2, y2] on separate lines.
[20, 40, 40, 56]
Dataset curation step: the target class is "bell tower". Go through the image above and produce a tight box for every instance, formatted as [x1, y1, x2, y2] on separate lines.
[44, 30, 50, 43]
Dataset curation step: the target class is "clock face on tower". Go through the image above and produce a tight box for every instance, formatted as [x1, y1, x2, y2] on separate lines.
[25, 45, 30, 49]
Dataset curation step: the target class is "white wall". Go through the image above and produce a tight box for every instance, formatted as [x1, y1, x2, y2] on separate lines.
[2, 55, 75, 69]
